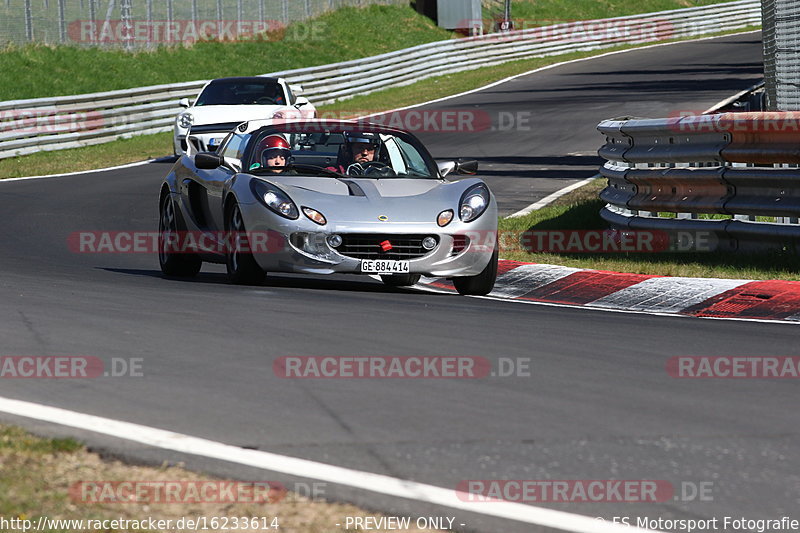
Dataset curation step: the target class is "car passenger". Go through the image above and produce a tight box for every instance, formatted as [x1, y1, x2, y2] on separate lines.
[256, 134, 293, 174]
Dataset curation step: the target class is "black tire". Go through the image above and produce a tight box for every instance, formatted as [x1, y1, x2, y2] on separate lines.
[453, 245, 498, 296]
[225, 203, 266, 285]
[380, 274, 421, 287]
[158, 195, 202, 277]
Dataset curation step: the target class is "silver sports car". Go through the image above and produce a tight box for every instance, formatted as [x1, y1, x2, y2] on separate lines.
[158, 119, 498, 295]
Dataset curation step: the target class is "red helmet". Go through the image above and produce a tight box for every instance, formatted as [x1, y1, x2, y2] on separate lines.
[259, 134, 291, 165]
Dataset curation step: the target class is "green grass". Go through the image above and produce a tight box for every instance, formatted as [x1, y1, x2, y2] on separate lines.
[0, 425, 82, 454]
[0, 5, 451, 100]
[0, 423, 445, 532]
[485, 0, 732, 23]
[0, 132, 173, 178]
[499, 179, 800, 280]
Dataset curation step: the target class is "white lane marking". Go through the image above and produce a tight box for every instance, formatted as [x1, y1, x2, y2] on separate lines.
[0, 396, 658, 533]
[490, 264, 582, 299]
[703, 81, 764, 114]
[588, 277, 751, 313]
[359, 31, 761, 119]
[505, 176, 598, 219]
[0, 158, 162, 183]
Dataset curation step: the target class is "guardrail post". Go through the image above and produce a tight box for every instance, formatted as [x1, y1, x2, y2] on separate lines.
[24, 0, 33, 41]
[58, 0, 66, 43]
[90, 0, 98, 45]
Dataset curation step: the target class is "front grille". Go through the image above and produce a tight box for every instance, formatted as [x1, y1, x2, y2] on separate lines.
[189, 122, 241, 134]
[336, 234, 438, 260]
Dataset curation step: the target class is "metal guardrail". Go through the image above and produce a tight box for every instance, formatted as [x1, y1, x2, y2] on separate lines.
[597, 111, 800, 253]
[0, 0, 761, 160]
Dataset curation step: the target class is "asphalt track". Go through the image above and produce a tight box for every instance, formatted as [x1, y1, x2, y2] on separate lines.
[2, 32, 795, 533]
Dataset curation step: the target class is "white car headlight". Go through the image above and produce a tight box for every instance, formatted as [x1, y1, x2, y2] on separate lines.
[459, 184, 490, 222]
[251, 180, 299, 220]
[178, 113, 193, 129]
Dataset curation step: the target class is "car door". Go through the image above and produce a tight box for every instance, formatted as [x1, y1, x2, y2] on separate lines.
[181, 131, 249, 231]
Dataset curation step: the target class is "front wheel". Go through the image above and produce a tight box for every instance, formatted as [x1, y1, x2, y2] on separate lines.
[452, 245, 498, 296]
[226, 203, 266, 285]
[380, 274, 421, 287]
[159, 195, 202, 277]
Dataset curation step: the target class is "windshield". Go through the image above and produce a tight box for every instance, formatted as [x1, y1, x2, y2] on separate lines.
[245, 127, 437, 179]
[195, 80, 287, 106]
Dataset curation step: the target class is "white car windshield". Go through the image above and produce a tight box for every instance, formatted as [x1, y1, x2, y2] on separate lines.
[195, 80, 287, 106]
[247, 129, 436, 179]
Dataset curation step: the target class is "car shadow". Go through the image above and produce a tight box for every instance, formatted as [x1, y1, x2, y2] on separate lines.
[99, 267, 449, 295]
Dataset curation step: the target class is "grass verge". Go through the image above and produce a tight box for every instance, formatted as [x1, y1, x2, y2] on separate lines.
[0, 5, 451, 100]
[499, 179, 800, 280]
[0, 26, 760, 179]
[0, 424, 442, 533]
[487, 0, 733, 23]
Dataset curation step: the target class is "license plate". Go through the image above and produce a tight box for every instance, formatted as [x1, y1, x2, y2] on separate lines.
[208, 137, 223, 148]
[360, 260, 410, 274]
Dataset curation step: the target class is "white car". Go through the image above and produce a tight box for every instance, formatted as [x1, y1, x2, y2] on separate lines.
[173, 76, 316, 156]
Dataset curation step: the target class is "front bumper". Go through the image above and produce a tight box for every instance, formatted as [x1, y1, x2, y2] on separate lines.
[239, 203, 497, 277]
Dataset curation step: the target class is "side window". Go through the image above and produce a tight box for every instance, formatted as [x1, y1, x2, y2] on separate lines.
[215, 132, 234, 154]
[222, 133, 248, 159]
[221, 133, 249, 171]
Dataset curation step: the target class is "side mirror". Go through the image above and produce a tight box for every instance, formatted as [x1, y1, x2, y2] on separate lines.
[195, 152, 224, 169]
[455, 158, 478, 175]
[294, 96, 310, 109]
[178, 97, 192, 108]
[437, 159, 479, 177]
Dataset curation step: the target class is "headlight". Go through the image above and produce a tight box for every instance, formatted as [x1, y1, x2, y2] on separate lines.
[458, 184, 490, 222]
[178, 113, 193, 129]
[251, 180, 299, 219]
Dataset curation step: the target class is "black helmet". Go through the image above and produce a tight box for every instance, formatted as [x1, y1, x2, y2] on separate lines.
[340, 131, 382, 166]
[344, 131, 381, 147]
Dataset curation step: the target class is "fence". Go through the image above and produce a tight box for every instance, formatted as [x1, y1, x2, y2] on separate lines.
[0, 0, 408, 49]
[761, 0, 800, 110]
[597, 112, 800, 253]
[0, 0, 762, 160]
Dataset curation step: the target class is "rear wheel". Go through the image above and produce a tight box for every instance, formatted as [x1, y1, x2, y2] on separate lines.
[380, 274, 421, 287]
[453, 245, 498, 296]
[226, 203, 266, 285]
[158, 195, 202, 277]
